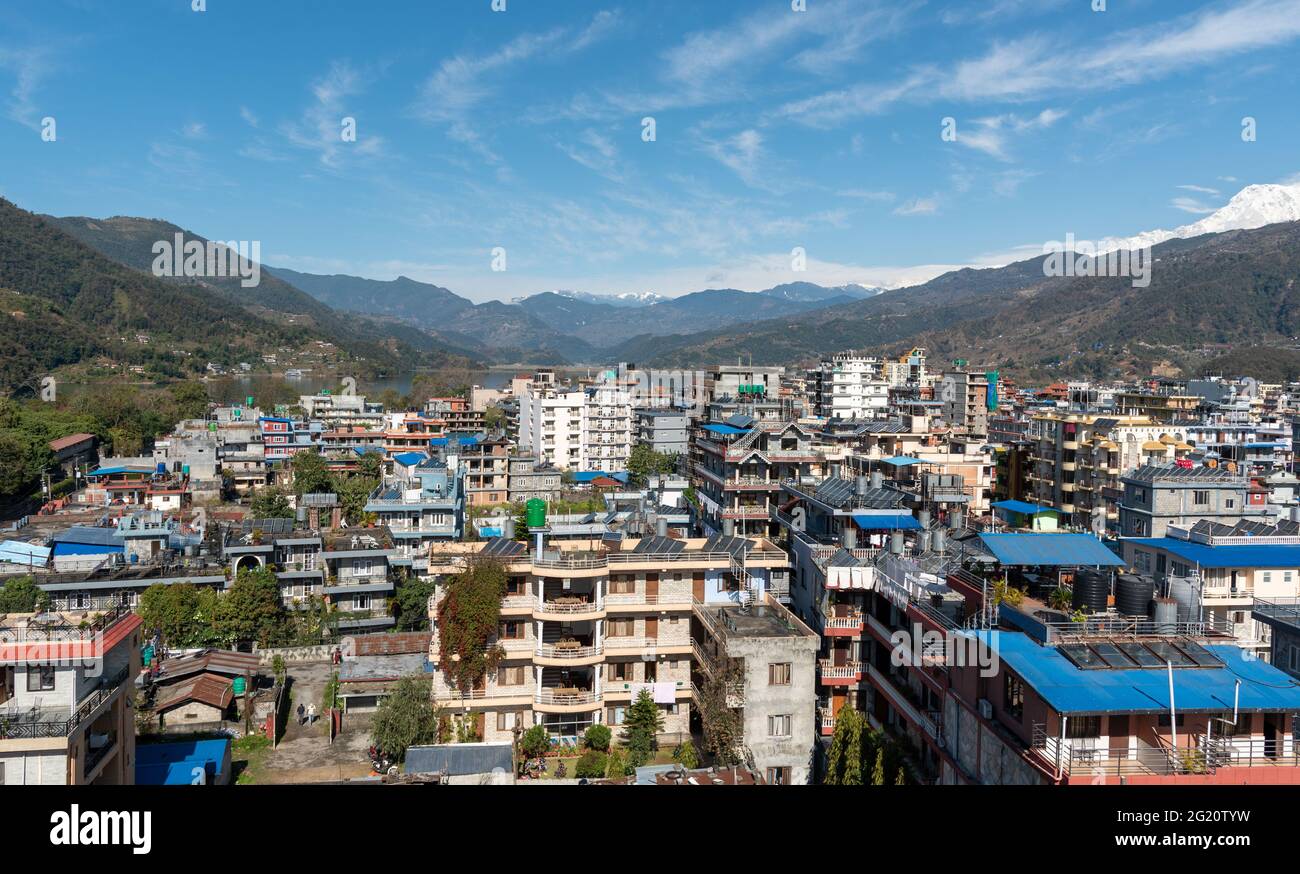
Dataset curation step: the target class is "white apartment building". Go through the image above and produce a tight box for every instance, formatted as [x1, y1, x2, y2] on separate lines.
[519, 383, 584, 470]
[811, 352, 889, 420]
[580, 383, 634, 472]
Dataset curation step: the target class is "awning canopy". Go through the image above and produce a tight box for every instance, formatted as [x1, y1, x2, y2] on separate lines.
[880, 456, 924, 467]
[702, 424, 749, 436]
[977, 532, 1123, 567]
[851, 513, 921, 530]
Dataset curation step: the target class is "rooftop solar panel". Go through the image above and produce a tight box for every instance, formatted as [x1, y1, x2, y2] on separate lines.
[1172, 638, 1225, 668]
[1091, 641, 1139, 668]
[1145, 640, 1196, 667]
[1059, 644, 1105, 669]
[1115, 641, 1164, 667]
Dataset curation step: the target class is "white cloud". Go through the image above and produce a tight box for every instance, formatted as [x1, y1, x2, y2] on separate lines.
[894, 197, 938, 216]
[1171, 196, 1216, 214]
[0, 46, 53, 130]
[239, 106, 259, 128]
[281, 61, 385, 169]
[181, 122, 206, 140]
[1178, 184, 1220, 195]
[557, 129, 625, 182]
[701, 129, 767, 188]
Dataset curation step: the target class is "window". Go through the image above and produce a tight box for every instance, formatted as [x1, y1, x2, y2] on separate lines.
[27, 665, 55, 692]
[1193, 490, 1209, 506]
[768, 662, 792, 685]
[1067, 716, 1101, 738]
[767, 714, 792, 737]
[1263, 572, 1273, 584]
[766, 767, 791, 785]
[500, 620, 525, 640]
[607, 706, 626, 725]
[496, 711, 525, 731]
[1004, 673, 1024, 719]
[498, 666, 526, 686]
[607, 662, 632, 682]
[609, 576, 635, 595]
[608, 618, 635, 638]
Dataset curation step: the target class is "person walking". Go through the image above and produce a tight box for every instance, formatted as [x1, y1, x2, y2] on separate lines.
[307, 702, 316, 725]
[297, 703, 305, 725]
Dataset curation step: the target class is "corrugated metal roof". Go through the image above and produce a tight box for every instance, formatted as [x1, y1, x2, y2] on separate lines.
[978, 533, 1123, 567]
[1128, 538, 1300, 569]
[404, 743, 514, 776]
[851, 513, 921, 530]
[973, 631, 1300, 716]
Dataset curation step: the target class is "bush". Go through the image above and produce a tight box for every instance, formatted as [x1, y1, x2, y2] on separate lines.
[672, 740, 698, 769]
[584, 723, 611, 752]
[520, 724, 550, 759]
[575, 750, 608, 778]
[605, 747, 628, 780]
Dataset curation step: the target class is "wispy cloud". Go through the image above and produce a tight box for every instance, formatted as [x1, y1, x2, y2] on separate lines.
[0, 46, 53, 130]
[953, 108, 1066, 161]
[281, 61, 385, 169]
[557, 129, 626, 183]
[894, 196, 938, 216]
[1178, 183, 1220, 195]
[1171, 196, 1217, 214]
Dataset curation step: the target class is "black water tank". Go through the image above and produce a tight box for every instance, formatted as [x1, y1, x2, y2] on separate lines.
[1115, 573, 1155, 617]
[1071, 568, 1110, 613]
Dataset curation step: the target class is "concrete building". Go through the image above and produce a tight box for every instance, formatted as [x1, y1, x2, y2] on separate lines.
[518, 382, 584, 469]
[298, 393, 385, 428]
[938, 369, 991, 436]
[634, 408, 692, 457]
[425, 532, 790, 743]
[507, 456, 562, 504]
[0, 606, 142, 785]
[1119, 463, 1267, 538]
[580, 382, 633, 472]
[810, 351, 890, 421]
[690, 596, 818, 784]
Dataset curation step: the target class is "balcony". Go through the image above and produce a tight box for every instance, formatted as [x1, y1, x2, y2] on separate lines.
[534, 640, 603, 665]
[0, 664, 130, 740]
[819, 707, 836, 737]
[534, 688, 602, 713]
[824, 610, 865, 638]
[534, 598, 604, 621]
[818, 659, 863, 686]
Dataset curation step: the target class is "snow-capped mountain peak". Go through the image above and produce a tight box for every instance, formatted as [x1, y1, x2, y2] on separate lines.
[1100, 182, 1300, 253]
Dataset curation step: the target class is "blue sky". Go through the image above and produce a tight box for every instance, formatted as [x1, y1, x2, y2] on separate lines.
[2, 0, 1300, 302]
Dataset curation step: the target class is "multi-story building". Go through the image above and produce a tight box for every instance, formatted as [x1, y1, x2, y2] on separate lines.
[634, 408, 692, 457]
[882, 346, 928, 388]
[518, 381, 584, 469]
[424, 396, 484, 432]
[0, 605, 142, 785]
[1119, 463, 1267, 538]
[809, 351, 890, 421]
[258, 416, 322, 463]
[365, 458, 464, 567]
[507, 456, 562, 504]
[298, 393, 385, 428]
[1026, 412, 1173, 532]
[693, 420, 832, 537]
[425, 531, 790, 742]
[460, 437, 511, 507]
[580, 382, 633, 472]
[690, 595, 819, 784]
[938, 369, 991, 436]
[1122, 519, 1300, 655]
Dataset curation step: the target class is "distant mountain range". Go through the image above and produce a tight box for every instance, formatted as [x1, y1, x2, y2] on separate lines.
[1101, 183, 1300, 254]
[265, 267, 882, 364]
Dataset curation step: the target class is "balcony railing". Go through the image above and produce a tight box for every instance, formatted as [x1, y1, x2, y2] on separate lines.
[0, 605, 133, 645]
[535, 599, 601, 615]
[535, 642, 602, 660]
[818, 660, 863, 681]
[0, 664, 130, 739]
[535, 689, 601, 706]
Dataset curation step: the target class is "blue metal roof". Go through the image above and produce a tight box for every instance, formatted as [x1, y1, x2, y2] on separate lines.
[351, 446, 384, 456]
[1128, 537, 1300, 569]
[136, 739, 230, 785]
[881, 456, 924, 466]
[702, 424, 748, 436]
[851, 513, 921, 530]
[991, 499, 1057, 516]
[87, 465, 152, 477]
[974, 630, 1300, 716]
[978, 532, 1123, 567]
[404, 743, 514, 777]
[393, 451, 428, 467]
[50, 526, 124, 547]
[572, 471, 630, 483]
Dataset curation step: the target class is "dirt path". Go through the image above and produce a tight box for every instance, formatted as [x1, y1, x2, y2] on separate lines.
[256, 660, 376, 784]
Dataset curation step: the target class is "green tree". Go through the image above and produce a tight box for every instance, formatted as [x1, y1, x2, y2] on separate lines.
[620, 688, 664, 768]
[393, 576, 437, 632]
[520, 724, 550, 759]
[250, 486, 294, 519]
[627, 444, 677, 486]
[698, 663, 744, 766]
[336, 473, 378, 526]
[604, 746, 628, 780]
[370, 675, 441, 763]
[215, 566, 286, 647]
[583, 723, 611, 752]
[168, 382, 210, 420]
[291, 449, 334, 496]
[484, 406, 505, 430]
[512, 503, 528, 541]
[871, 748, 886, 786]
[825, 707, 864, 786]
[0, 430, 51, 498]
[356, 451, 384, 480]
[0, 576, 49, 613]
[138, 583, 203, 645]
[435, 558, 507, 692]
